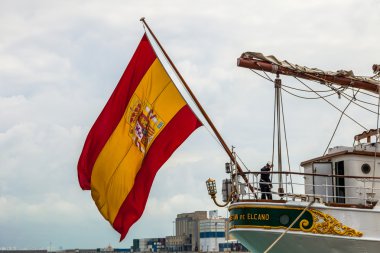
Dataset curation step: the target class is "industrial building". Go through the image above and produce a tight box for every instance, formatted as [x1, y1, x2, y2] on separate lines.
[173, 211, 207, 251]
[132, 238, 165, 252]
[199, 213, 226, 252]
[129, 210, 241, 252]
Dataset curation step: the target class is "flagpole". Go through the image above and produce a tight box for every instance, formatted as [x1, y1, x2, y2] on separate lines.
[140, 17, 255, 195]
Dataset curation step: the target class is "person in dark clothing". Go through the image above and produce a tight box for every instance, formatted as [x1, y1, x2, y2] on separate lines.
[260, 162, 273, 200]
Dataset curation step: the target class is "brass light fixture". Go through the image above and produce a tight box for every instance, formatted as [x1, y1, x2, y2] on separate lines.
[206, 178, 217, 197]
[206, 178, 231, 207]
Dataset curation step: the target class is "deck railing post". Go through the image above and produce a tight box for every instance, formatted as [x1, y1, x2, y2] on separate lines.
[325, 177, 328, 203]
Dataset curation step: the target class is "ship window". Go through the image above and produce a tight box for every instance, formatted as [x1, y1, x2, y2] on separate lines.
[279, 214, 289, 225]
[361, 163, 371, 174]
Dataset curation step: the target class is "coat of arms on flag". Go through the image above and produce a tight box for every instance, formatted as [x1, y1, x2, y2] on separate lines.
[128, 94, 165, 153]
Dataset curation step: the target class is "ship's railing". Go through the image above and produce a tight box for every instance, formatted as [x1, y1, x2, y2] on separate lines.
[233, 171, 380, 206]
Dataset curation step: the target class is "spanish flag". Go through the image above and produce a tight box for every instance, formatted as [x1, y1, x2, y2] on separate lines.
[77, 34, 202, 240]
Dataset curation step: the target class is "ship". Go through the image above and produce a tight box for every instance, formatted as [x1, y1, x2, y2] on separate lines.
[138, 19, 380, 252]
[206, 53, 380, 253]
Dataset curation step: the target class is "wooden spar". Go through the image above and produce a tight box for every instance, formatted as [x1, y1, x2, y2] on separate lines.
[354, 129, 380, 143]
[237, 57, 379, 93]
[140, 18, 255, 194]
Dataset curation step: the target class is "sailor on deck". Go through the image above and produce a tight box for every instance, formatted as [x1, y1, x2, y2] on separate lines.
[260, 162, 273, 200]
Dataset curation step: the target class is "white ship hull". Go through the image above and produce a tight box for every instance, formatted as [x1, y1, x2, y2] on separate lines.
[228, 201, 380, 253]
[230, 228, 380, 253]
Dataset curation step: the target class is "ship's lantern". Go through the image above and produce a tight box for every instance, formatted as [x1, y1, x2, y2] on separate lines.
[206, 178, 217, 197]
[206, 178, 230, 207]
[225, 162, 231, 173]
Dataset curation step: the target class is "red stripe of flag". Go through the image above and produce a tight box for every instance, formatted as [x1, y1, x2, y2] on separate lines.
[78, 34, 156, 190]
[113, 105, 202, 241]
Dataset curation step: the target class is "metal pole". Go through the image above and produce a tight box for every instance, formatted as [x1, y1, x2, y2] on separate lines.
[140, 17, 255, 195]
[275, 77, 284, 196]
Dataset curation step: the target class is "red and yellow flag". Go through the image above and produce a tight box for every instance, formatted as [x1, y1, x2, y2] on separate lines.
[77, 34, 202, 240]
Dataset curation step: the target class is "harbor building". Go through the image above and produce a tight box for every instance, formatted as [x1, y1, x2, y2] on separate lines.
[132, 238, 165, 252]
[199, 211, 226, 252]
[173, 211, 207, 251]
[165, 235, 189, 252]
[218, 241, 248, 252]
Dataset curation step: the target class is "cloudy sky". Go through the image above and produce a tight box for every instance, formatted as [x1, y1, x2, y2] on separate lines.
[1, 0, 380, 250]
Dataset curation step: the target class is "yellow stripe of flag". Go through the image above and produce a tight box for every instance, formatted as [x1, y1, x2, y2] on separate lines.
[91, 58, 187, 223]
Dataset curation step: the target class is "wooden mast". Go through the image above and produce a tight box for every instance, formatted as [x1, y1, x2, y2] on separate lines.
[237, 57, 380, 93]
[140, 18, 255, 195]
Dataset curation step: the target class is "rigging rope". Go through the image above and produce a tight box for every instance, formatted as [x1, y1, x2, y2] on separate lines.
[263, 200, 315, 253]
[271, 86, 276, 181]
[281, 86, 338, 99]
[283, 84, 380, 115]
[262, 68, 275, 82]
[323, 89, 360, 156]
[257, 60, 380, 110]
[372, 93, 380, 193]
[236, 153, 250, 172]
[296, 70, 377, 116]
[250, 69, 273, 82]
[265, 60, 380, 101]
[282, 83, 344, 93]
[255, 67, 291, 187]
[259, 70, 379, 112]
[280, 88, 294, 193]
[339, 90, 380, 114]
[355, 88, 379, 99]
[294, 77, 367, 130]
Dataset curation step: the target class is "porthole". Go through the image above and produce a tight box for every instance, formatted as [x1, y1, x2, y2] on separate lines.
[279, 214, 289, 225]
[361, 163, 371, 174]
